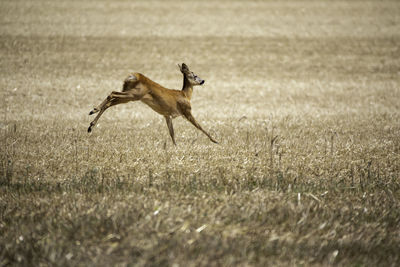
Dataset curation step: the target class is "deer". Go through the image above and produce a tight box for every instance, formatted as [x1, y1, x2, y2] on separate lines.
[88, 63, 218, 145]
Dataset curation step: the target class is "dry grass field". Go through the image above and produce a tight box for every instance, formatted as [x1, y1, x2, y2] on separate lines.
[1, 0, 400, 266]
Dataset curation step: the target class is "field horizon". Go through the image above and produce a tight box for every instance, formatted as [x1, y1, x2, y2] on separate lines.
[1, 0, 400, 266]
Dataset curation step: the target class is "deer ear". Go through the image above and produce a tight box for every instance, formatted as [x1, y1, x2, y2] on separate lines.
[178, 63, 189, 74]
[181, 63, 189, 72]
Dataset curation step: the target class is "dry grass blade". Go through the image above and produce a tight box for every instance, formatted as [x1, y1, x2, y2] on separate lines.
[1, 0, 400, 266]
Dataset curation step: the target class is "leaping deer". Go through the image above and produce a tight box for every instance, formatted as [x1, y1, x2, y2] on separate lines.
[88, 63, 218, 145]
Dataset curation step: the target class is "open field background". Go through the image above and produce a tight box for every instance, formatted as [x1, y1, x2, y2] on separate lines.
[1, 0, 400, 266]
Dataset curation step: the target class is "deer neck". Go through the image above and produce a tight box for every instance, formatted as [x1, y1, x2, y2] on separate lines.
[182, 76, 193, 100]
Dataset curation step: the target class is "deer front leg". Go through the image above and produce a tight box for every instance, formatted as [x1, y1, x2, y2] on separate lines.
[183, 111, 218, 144]
[165, 116, 176, 145]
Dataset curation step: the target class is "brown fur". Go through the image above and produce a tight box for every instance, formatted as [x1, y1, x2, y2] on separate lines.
[88, 64, 218, 145]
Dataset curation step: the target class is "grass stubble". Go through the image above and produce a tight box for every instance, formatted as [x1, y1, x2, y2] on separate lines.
[1, 0, 400, 266]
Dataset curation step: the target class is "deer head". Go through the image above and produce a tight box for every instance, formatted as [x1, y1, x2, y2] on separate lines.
[178, 63, 205, 86]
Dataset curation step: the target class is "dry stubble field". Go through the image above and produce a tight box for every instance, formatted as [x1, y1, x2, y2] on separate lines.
[1, 0, 400, 266]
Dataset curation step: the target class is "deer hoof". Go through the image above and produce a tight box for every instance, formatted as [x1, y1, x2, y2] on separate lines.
[89, 108, 99, 115]
[88, 126, 92, 133]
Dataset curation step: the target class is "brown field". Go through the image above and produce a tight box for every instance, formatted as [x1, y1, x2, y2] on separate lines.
[1, 0, 400, 266]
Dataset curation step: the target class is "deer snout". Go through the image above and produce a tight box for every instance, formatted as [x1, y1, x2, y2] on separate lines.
[200, 80, 205, 85]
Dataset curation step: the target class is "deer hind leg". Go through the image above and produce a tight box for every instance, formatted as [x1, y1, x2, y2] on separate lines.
[183, 111, 218, 144]
[88, 91, 142, 133]
[165, 116, 176, 145]
[89, 91, 137, 115]
[89, 96, 109, 115]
